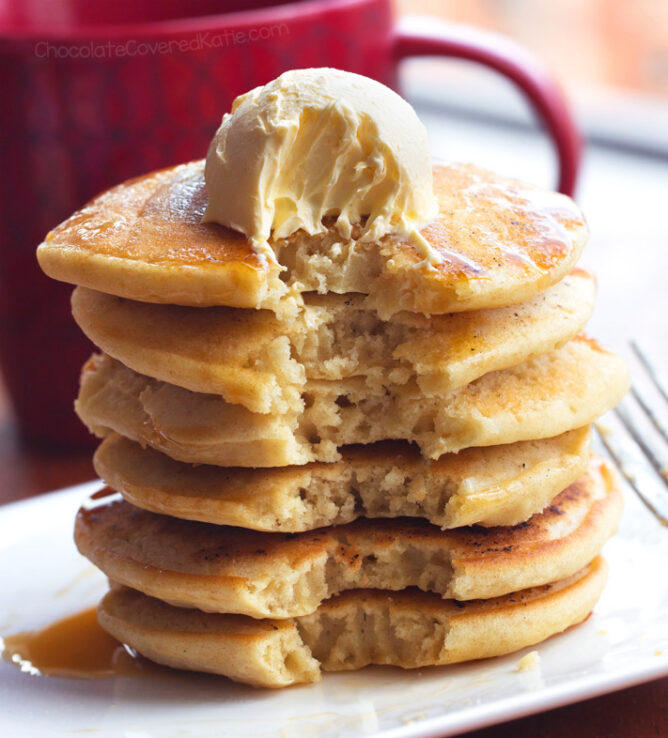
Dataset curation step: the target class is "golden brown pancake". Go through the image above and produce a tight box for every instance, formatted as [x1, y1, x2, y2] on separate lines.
[37, 163, 588, 317]
[75, 337, 629, 466]
[98, 558, 607, 688]
[94, 429, 591, 531]
[71, 269, 595, 414]
[75, 457, 621, 618]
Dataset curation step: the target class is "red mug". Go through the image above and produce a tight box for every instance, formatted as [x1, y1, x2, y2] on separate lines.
[0, 0, 581, 446]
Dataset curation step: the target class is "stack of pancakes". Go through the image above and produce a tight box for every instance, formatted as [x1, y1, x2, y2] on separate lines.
[37, 162, 628, 687]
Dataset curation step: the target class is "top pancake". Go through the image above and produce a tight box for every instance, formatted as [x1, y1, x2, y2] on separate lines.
[37, 162, 588, 316]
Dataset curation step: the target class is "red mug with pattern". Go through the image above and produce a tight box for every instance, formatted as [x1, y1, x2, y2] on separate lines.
[0, 0, 581, 446]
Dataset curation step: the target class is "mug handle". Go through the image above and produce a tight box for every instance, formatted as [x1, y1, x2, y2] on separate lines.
[393, 20, 581, 196]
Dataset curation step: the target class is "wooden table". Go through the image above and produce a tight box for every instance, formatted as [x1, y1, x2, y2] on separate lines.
[1, 378, 666, 737]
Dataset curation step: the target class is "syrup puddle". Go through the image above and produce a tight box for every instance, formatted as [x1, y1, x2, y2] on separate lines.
[1, 606, 159, 679]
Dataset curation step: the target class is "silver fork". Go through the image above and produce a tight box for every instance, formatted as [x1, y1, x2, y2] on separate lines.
[595, 342, 668, 525]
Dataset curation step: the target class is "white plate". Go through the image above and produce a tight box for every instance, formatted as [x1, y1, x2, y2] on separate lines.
[1, 476, 667, 738]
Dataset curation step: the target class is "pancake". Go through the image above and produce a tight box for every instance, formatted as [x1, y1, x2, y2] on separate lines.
[94, 429, 591, 531]
[75, 458, 621, 618]
[75, 337, 629, 466]
[71, 269, 595, 414]
[37, 163, 588, 317]
[98, 558, 607, 687]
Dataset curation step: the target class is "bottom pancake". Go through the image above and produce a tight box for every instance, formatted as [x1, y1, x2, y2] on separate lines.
[99, 557, 607, 688]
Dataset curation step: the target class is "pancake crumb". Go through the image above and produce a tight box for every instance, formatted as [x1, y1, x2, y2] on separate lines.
[516, 650, 541, 672]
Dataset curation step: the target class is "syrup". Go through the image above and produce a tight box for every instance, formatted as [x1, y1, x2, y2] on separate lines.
[1, 606, 155, 679]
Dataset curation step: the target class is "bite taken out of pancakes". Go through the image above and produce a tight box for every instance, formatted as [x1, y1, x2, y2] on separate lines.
[37, 163, 588, 318]
[75, 457, 621, 618]
[99, 558, 608, 688]
[71, 269, 595, 414]
[94, 428, 591, 531]
[75, 337, 628, 466]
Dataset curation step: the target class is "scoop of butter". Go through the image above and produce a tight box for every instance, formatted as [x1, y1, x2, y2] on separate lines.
[203, 68, 437, 262]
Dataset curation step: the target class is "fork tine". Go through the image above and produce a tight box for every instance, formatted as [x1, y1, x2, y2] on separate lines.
[631, 341, 668, 405]
[593, 342, 668, 526]
[614, 403, 668, 484]
[595, 421, 668, 525]
[629, 384, 668, 447]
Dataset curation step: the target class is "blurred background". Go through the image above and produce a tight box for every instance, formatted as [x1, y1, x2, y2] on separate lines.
[1, 0, 667, 496]
[398, 0, 668, 166]
[393, 0, 668, 375]
[400, 0, 668, 96]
